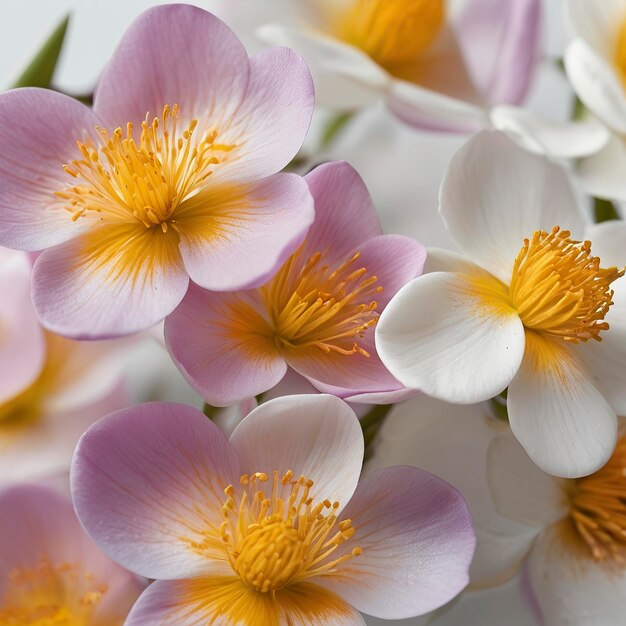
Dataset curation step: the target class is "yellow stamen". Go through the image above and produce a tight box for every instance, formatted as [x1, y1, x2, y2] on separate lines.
[219, 470, 361, 594]
[336, 0, 445, 69]
[0, 560, 108, 626]
[56, 104, 234, 230]
[569, 437, 626, 564]
[509, 226, 624, 343]
[260, 247, 382, 357]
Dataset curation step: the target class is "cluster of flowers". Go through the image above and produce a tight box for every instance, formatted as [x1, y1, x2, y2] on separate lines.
[1, 0, 626, 624]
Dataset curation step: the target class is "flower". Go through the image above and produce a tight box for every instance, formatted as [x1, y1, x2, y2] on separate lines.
[367, 394, 626, 626]
[164, 161, 425, 406]
[0, 4, 315, 339]
[376, 131, 626, 478]
[565, 0, 626, 201]
[71, 394, 475, 624]
[0, 248, 133, 484]
[0, 483, 144, 624]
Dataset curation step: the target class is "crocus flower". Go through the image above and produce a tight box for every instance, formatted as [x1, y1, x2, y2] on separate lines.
[165, 161, 425, 406]
[0, 4, 315, 339]
[71, 394, 476, 624]
[377, 131, 626, 478]
[0, 483, 144, 623]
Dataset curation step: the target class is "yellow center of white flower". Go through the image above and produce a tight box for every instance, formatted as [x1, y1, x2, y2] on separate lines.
[509, 227, 624, 343]
[568, 436, 626, 563]
[0, 561, 108, 626]
[56, 104, 234, 233]
[337, 0, 445, 70]
[219, 471, 362, 594]
[260, 247, 382, 357]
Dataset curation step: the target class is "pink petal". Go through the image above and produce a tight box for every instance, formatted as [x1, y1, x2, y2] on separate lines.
[94, 5, 250, 132]
[320, 466, 475, 619]
[229, 394, 364, 512]
[32, 224, 189, 339]
[71, 402, 241, 580]
[164, 285, 287, 407]
[0, 88, 101, 251]
[177, 173, 314, 291]
[455, 0, 542, 105]
[0, 249, 45, 403]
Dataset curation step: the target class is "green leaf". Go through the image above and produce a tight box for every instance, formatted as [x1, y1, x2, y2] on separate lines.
[13, 15, 71, 89]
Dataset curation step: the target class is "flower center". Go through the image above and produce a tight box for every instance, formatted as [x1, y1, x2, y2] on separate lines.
[0, 561, 108, 626]
[336, 0, 445, 69]
[569, 437, 626, 564]
[509, 226, 624, 343]
[260, 247, 382, 356]
[56, 104, 234, 232]
[220, 471, 361, 593]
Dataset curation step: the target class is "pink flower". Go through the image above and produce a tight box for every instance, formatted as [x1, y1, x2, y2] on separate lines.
[0, 483, 144, 623]
[71, 395, 475, 624]
[164, 161, 426, 406]
[0, 4, 315, 339]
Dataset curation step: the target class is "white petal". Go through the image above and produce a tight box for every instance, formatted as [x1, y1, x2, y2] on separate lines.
[565, 39, 626, 134]
[527, 524, 626, 626]
[257, 24, 389, 109]
[440, 131, 588, 283]
[508, 332, 617, 478]
[576, 134, 626, 201]
[229, 394, 363, 511]
[490, 105, 610, 158]
[376, 270, 525, 403]
[565, 0, 626, 58]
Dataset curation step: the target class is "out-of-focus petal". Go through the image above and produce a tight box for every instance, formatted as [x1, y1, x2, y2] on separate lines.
[565, 0, 626, 58]
[576, 134, 626, 202]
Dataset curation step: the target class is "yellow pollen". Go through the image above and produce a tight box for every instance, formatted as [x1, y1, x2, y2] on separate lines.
[509, 226, 624, 343]
[337, 0, 445, 69]
[260, 247, 383, 357]
[0, 561, 108, 626]
[56, 104, 234, 230]
[219, 471, 361, 594]
[569, 437, 626, 564]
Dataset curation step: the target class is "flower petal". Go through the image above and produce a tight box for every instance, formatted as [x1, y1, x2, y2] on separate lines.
[440, 131, 588, 283]
[565, 0, 626, 57]
[71, 402, 241, 579]
[508, 331, 618, 478]
[576, 134, 626, 202]
[455, 0, 542, 105]
[320, 466, 475, 619]
[376, 270, 525, 403]
[565, 39, 626, 134]
[0, 249, 45, 403]
[527, 523, 626, 626]
[164, 285, 287, 407]
[176, 173, 314, 291]
[94, 5, 249, 131]
[0, 88, 101, 251]
[229, 394, 363, 510]
[32, 224, 189, 339]
[125, 577, 365, 626]
[490, 105, 610, 158]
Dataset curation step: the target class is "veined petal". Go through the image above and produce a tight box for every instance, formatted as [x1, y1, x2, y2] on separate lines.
[508, 331, 618, 478]
[577, 135, 626, 202]
[165, 285, 287, 407]
[320, 466, 475, 619]
[71, 402, 241, 580]
[565, 0, 626, 58]
[176, 173, 314, 292]
[125, 577, 365, 626]
[376, 270, 525, 403]
[440, 131, 587, 283]
[94, 5, 249, 131]
[32, 223, 189, 339]
[229, 395, 363, 512]
[0, 88, 101, 251]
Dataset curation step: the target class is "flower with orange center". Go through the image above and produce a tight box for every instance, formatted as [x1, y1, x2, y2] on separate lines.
[0, 484, 143, 626]
[0, 5, 314, 339]
[71, 395, 476, 624]
[377, 131, 626, 478]
[165, 161, 425, 406]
